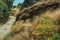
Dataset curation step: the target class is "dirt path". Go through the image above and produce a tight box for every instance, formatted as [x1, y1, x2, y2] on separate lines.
[0, 16, 16, 39]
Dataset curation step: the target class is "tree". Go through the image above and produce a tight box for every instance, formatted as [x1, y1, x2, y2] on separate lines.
[17, 3, 22, 9]
[0, 1, 8, 17]
[1, 0, 14, 8]
[0, 0, 9, 23]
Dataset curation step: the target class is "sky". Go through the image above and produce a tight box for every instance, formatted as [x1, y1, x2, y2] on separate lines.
[13, 0, 24, 6]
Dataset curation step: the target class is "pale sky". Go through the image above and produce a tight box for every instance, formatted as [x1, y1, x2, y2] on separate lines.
[13, 0, 24, 6]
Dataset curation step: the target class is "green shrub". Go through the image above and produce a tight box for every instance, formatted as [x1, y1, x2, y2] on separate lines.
[52, 33, 60, 40]
[0, 0, 9, 23]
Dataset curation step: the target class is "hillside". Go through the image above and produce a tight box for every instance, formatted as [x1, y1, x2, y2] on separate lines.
[2, 0, 60, 40]
[0, 0, 60, 40]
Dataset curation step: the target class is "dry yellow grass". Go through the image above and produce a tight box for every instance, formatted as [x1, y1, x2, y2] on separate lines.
[11, 20, 24, 33]
[43, 9, 60, 22]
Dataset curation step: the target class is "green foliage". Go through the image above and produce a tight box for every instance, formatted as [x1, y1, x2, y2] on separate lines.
[52, 33, 60, 40]
[0, 0, 14, 23]
[1, 0, 14, 8]
[0, 1, 9, 18]
[17, 3, 22, 9]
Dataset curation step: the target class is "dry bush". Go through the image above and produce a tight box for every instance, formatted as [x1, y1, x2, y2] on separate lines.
[32, 14, 56, 40]
[49, 9, 60, 22]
